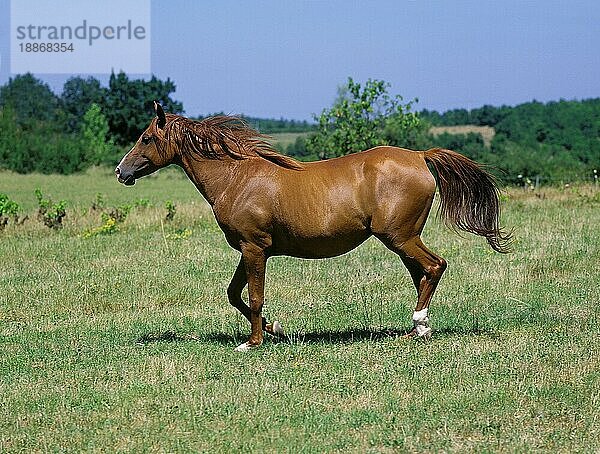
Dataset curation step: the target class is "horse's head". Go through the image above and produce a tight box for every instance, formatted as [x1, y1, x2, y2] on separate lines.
[115, 102, 175, 186]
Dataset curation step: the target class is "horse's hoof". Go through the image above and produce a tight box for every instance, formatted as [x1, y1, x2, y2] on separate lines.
[234, 342, 260, 352]
[272, 320, 285, 337]
[265, 320, 286, 338]
[402, 328, 417, 339]
[415, 324, 432, 340]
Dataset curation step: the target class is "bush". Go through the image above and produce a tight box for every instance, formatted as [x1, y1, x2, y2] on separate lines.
[427, 132, 487, 162]
[0, 193, 21, 230]
[91, 193, 106, 211]
[134, 198, 152, 209]
[35, 188, 67, 229]
[106, 204, 132, 223]
[82, 103, 116, 166]
[0, 107, 87, 174]
[165, 201, 176, 222]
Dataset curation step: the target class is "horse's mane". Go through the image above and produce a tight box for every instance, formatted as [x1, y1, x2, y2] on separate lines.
[153, 114, 304, 170]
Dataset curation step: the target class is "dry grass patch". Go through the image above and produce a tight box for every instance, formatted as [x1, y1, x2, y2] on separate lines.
[430, 125, 495, 146]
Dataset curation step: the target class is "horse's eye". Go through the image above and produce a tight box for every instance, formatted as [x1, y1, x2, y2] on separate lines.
[141, 136, 152, 145]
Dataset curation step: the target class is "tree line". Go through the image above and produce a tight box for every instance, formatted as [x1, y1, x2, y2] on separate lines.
[0, 72, 183, 174]
[0, 73, 317, 175]
[282, 80, 599, 184]
[0, 73, 598, 184]
[241, 116, 314, 134]
[419, 100, 600, 184]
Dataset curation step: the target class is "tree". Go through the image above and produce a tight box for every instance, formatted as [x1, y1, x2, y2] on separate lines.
[0, 106, 25, 172]
[306, 78, 422, 159]
[0, 107, 85, 174]
[383, 106, 429, 150]
[470, 104, 510, 127]
[0, 72, 188, 174]
[61, 76, 107, 133]
[82, 103, 114, 165]
[0, 73, 60, 127]
[104, 71, 184, 144]
[428, 132, 487, 162]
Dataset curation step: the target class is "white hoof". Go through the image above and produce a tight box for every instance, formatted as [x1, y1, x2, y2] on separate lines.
[272, 320, 285, 337]
[415, 324, 432, 340]
[413, 308, 432, 340]
[234, 342, 259, 352]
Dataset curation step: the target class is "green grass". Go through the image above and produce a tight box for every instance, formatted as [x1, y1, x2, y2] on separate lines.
[1, 169, 599, 452]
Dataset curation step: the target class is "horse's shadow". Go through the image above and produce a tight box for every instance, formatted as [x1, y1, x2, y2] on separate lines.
[136, 325, 495, 346]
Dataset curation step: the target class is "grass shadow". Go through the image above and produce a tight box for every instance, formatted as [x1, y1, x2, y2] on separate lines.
[291, 327, 409, 344]
[291, 325, 496, 344]
[136, 325, 497, 347]
[136, 330, 238, 345]
[432, 326, 498, 338]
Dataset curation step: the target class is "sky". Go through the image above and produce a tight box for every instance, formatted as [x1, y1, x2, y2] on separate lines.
[1, 0, 599, 120]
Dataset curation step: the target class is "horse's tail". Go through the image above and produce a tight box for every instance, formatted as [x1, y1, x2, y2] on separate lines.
[423, 148, 512, 253]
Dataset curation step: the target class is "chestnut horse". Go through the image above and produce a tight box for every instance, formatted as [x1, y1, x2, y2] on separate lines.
[116, 102, 511, 351]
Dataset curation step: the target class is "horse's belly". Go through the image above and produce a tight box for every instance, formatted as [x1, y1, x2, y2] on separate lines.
[271, 228, 370, 259]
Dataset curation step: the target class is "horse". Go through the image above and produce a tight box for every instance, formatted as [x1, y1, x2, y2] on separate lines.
[116, 102, 511, 351]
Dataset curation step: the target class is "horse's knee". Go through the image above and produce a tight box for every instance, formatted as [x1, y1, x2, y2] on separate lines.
[248, 297, 263, 313]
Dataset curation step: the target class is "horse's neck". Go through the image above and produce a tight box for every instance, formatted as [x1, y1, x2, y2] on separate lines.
[178, 154, 238, 206]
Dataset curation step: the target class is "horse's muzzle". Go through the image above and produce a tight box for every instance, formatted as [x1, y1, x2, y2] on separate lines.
[115, 166, 136, 186]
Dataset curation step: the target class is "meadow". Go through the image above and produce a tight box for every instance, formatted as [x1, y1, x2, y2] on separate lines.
[1, 167, 599, 452]
[269, 132, 312, 148]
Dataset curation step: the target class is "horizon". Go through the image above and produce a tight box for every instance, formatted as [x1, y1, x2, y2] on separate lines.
[1, 0, 598, 120]
[5, 70, 600, 123]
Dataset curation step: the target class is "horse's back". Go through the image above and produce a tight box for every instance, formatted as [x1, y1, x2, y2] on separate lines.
[302, 145, 425, 167]
[300, 146, 434, 192]
[304, 146, 432, 181]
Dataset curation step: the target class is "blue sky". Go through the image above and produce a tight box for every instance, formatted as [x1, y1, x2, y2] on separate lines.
[1, 0, 599, 120]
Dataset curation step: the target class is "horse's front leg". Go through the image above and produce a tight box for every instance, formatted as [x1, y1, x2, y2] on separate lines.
[227, 258, 284, 341]
[234, 243, 267, 352]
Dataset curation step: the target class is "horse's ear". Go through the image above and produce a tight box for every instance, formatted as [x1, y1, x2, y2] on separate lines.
[154, 101, 166, 129]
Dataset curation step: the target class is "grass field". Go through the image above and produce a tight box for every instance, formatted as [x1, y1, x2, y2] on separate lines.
[1, 168, 599, 452]
[268, 132, 311, 148]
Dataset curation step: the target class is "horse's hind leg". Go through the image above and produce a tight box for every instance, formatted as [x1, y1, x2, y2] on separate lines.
[380, 236, 447, 339]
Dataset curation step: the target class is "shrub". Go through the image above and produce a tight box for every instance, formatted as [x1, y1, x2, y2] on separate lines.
[0, 193, 21, 230]
[81, 103, 116, 166]
[106, 204, 132, 223]
[91, 193, 106, 211]
[165, 200, 176, 222]
[34, 188, 67, 229]
[134, 198, 151, 208]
